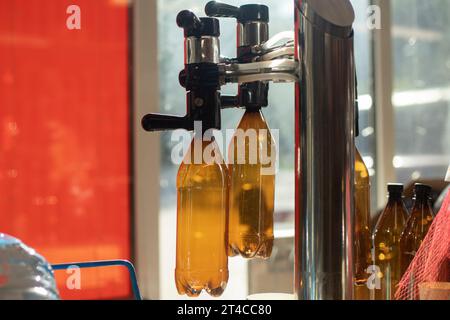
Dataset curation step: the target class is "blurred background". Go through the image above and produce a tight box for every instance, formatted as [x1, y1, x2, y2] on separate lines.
[0, 0, 449, 299]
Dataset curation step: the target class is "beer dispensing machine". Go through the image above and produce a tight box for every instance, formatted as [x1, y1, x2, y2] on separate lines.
[143, 0, 356, 300]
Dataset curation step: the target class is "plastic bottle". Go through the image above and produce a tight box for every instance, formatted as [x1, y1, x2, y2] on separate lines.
[0, 233, 59, 300]
[228, 109, 275, 259]
[175, 137, 229, 297]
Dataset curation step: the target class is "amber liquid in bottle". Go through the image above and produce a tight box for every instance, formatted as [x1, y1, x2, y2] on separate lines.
[175, 138, 229, 297]
[354, 148, 372, 300]
[399, 184, 434, 276]
[372, 184, 408, 300]
[228, 109, 275, 259]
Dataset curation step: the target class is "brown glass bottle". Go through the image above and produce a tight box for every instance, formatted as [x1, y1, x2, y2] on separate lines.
[228, 109, 275, 259]
[372, 184, 408, 300]
[354, 148, 372, 300]
[399, 184, 435, 275]
[175, 137, 229, 297]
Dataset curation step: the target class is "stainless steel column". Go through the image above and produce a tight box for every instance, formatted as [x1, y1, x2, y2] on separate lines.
[294, 0, 356, 300]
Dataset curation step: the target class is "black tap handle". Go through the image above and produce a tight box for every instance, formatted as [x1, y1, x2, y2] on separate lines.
[142, 114, 189, 132]
[176, 10, 202, 32]
[205, 1, 239, 18]
[205, 2, 269, 23]
[176, 10, 220, 38]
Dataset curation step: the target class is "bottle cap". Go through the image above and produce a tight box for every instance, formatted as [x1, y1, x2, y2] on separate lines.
[414, 183, 432, 198]
[388, 183, 404, 195]
[239, 4, 269, 23]
[198, 17, 221, 37]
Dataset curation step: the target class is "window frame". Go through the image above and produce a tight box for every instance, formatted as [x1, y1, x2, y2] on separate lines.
[372, 0, 397, 209]
[133, 0, 161, 300]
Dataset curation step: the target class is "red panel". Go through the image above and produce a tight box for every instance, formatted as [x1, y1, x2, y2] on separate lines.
[0, 0, 131, 299]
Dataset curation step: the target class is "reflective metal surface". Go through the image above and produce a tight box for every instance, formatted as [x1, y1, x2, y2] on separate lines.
[299, 0, 354, 38]
[238, 22, 269, 48]
[185, 36, 220, 64]
[294, 0, 356, 300]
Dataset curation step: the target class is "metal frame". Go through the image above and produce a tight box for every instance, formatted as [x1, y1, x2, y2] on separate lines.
[372, 0, 396, 208]
[133, 0, 161, 300]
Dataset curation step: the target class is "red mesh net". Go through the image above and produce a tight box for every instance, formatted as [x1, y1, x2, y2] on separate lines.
[396, 190, 450, 300]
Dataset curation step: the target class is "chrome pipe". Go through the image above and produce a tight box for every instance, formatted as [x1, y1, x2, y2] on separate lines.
[219, 59, 298, 84]
[185, 36, 221, 64]
[237, 21, 269, 48]
[294, 0, 356, 300]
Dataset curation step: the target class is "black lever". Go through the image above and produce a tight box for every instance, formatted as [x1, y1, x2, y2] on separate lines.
[205, 1, 269, 23]
[176, 10, 203, 36]
[205, 1, 239, 18]
[177, 10, 220, 38]
[142, 114, 189, 132]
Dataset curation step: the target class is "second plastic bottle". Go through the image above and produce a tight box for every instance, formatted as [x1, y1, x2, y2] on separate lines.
[228, 109, 276, 259]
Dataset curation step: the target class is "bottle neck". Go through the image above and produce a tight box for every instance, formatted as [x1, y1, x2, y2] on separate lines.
[387, 193, 403, 203]
[240, 108, 265, 122]
[411, 194, 432, 213]
[377, 193, 407, 231]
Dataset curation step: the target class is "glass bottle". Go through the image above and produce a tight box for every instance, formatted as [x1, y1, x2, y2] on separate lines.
[372, 184, 409, 300]
[354, 148, 372, 300]
[399, 184, 435, 275]
[175, 136, 229, 297]
[228, 109, 276, 259]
